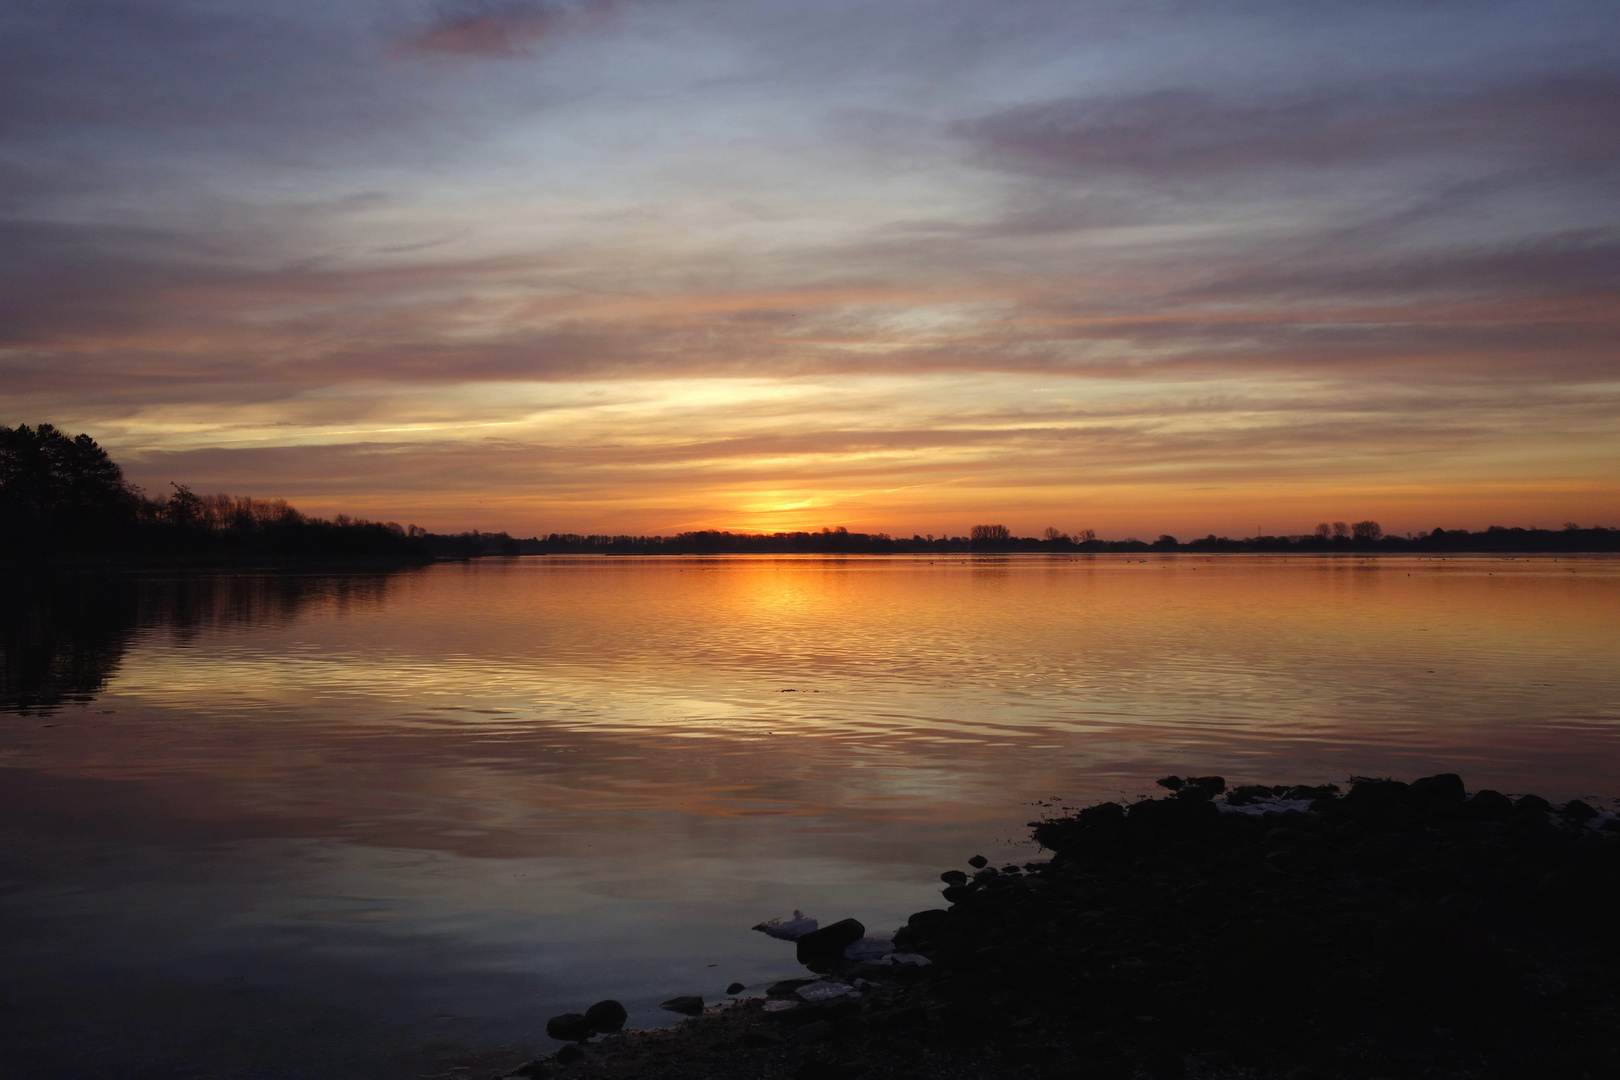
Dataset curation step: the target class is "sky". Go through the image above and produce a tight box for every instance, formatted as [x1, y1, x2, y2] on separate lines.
[2, 0, 1617, 538]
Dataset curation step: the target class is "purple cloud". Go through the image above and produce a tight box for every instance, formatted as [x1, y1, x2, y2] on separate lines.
[397, 0, 624, 57]
[955, 75, 1620, 180]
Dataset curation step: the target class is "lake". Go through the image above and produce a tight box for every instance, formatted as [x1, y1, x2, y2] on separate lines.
[3, 555, 1618, 1078]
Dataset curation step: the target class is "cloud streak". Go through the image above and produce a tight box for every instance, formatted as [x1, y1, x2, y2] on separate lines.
[956, 75, 1620, 181]
[397, 0, 625, 57]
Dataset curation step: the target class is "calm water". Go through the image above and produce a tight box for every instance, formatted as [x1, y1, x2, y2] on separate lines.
[3, 555, 1619, 1078]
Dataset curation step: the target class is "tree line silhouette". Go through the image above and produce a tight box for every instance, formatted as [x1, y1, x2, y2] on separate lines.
[451, 522, 1620, 556]
[0, 423, 430, 563]
[5, 423, 1616, 561]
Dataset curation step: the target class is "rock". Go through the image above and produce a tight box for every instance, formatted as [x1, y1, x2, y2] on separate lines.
[1341, 779, 1415, 824]
[796, 980, 854, 1003]
[1127, 795, 1218, 833]
[1514, 794, 1552, 816]
[1228, 785, 1275, 806]
[755, 911, 819, 940]
[1175, 785, 1211, 802]
[968, 854, 989, 868]
[1469, 789, 1514, 819]
[795, 1054, 840, 1077]
[1138, 1047, 1185, 1078]
[1562, 799, 1599, 822]
[881, 952, 932, 967]
[1186, 775, 1226, 795]
[725, 982, 747, 995]
[659, 995, 705, 1016]
[940, 870, 968, 886]
[906, 908, 949, 933]
[1156, 775, 1184, 791]
[796, 918, 866, 966]
[791, 1020, 834, 1044]
[554, 1044, 584, 1065]
[1410, 773, 1466, 801]
[510, 1061, 547, 1078]
[844, 936, 895, 962]
[584, 999, 627, 1032]
[545, 1013, 593, 1042]
[874, 1005, 928, 1029]
[1535, 862, 1620, 917]
[768, 978, 817, 998]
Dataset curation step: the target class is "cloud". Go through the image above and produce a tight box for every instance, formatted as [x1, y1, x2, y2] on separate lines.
[397, 0, 624, 57]
[955, 74, 1620, 182]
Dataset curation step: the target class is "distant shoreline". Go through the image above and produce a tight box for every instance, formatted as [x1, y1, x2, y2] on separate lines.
[414, 523, 1620, 559]
[6, 546, 1617, 570]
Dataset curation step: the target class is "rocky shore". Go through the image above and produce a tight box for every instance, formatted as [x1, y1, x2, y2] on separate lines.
[486, 775, 1620, 1080]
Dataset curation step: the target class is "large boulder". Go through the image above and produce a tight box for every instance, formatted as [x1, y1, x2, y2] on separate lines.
[584, 999, 627, 1032]
[796, 918, 865, 966]
[1410, 773, 1466, 801]
[545, 1013, 593, 1042]
[659, 995, 705, 1016]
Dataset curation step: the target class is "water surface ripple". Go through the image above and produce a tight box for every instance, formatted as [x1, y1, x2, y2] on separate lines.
[2, 555, 1617, 1077]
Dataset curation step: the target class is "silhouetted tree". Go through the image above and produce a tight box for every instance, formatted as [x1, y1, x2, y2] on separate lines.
[971, 524, 1011, 541]
[1352, 520, 1383, 542]
[0, 423, 140, 555]
[1315, 523, 1333, 540]
[2, 423, 429, 564]
[1332, 521, 1351, 540]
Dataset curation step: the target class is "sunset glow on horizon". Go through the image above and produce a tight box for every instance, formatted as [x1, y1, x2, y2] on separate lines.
[4, 0, 1617, 538]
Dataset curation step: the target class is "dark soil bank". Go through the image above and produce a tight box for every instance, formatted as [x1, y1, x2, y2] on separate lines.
[489, 775, 1620, 1080]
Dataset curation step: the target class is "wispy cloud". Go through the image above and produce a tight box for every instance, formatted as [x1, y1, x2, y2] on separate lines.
[396, 0, 625, 57]
[955, 74, 1620, 181]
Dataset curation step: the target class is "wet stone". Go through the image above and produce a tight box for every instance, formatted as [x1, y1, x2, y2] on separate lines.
[725, 982, 747, 995]
[660, 996, 705, 1016]
[1229, 785, 1275, 806]
[769, 979, 817, 998]
[796, 918, 866, 966]
[1470, 789, 1515, 819]
[584, 999, 627, 1032]
[905, 908, 949, 933]
[968, 855, 990, 869]
[1515, 794, 1553, 816]
[545, 1013, 593, 1043]
[1563, 799, 1599, 822]
[1411, 773, 1467, 801]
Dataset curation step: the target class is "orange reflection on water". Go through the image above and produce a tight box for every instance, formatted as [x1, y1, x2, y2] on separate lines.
[2, 556, 1619, 1067]
[6, 555, 1620, 847]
